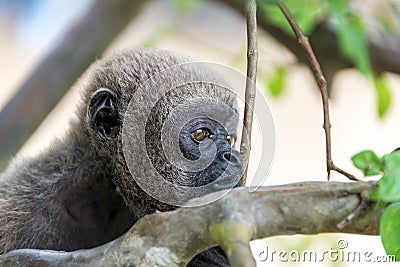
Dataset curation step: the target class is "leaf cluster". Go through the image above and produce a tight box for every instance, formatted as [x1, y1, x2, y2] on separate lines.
[260, 0, 392, 118]
[352, 150, 400, 260]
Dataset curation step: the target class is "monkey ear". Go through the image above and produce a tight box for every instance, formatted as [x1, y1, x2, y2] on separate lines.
[88, 88, 121, 138]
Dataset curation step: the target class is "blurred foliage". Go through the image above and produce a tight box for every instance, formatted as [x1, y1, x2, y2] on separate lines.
[373, 74, 392, 119]
[259, 0, 394, 118]
[263, 67, 287, 97]
[142, 26, 173, 48]
[352, 150, 400, 260]
[260, 0, 321, 35]
[171, 0, 202, 14]
[326, 0, 371, 75]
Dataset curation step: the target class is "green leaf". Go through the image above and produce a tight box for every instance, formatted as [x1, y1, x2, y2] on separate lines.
[266, 67, 287, 97]
[380, 202, 400, 260]
[371, 153, 400, 202]
[383, 153, 400, 173]
[259, 0, 322, 36]
[374, 173, 400, 203]
[326, 0, 372, 75]
[325, 0, 346, 13]
[373, 75, 392, 119]
[351, 150, 382, 176]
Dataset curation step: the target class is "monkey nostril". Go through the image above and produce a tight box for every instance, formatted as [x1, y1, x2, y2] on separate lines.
[223, 151, 231, 161]
[221, 151, 240, 166]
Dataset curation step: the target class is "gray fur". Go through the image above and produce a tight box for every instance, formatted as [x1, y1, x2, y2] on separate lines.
[0, 48, 238, 266]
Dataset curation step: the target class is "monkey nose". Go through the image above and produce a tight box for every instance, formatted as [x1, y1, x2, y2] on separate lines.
[221, 149, 242, 167]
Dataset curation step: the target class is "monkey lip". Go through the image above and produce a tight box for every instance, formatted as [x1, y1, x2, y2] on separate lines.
[211, 170, 242, 190]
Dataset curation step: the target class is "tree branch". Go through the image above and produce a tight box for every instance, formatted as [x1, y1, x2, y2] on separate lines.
[277, 2, 358, 181]
[240, 0, 258, 185]
[0, 0, 147, 170]
[219, 0, 400, 85]
[0, 181, 381, 266]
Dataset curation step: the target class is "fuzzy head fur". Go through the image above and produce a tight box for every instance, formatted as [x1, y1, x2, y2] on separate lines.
[80, 48, 239, 215]
[0, 48, 240, 256]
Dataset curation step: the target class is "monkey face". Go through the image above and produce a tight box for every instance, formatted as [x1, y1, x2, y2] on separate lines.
[87, 86, 243, 209]
[84, 49, 245, 209]
[141, 83, 243, 189]
[177, 116, 242, 187]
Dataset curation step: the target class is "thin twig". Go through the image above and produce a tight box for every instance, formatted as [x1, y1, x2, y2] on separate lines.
[277, 2, 359, 181]
[240, 0, 258, 185]
[0, 0, 147, 171]
[337, 196, 369, 229]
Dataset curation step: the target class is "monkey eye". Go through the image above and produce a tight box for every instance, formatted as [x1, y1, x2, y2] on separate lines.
[192, 128, 210, 142]
[227, 135, 236, 147]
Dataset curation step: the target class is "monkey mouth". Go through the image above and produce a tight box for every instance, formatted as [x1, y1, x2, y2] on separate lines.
[186, 165, 242, 189]
[211, 170, 242, 190]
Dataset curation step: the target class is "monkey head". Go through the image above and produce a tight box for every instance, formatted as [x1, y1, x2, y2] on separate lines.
[82, 48, 243, 215]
